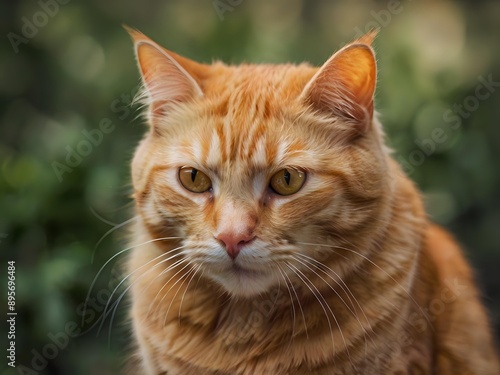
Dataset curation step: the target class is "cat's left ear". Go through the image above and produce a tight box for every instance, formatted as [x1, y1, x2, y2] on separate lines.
[300, 30, 377, 137]
[126, 27, 205, 123]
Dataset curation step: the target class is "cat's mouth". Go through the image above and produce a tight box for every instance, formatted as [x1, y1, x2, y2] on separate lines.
[203, 260, 275, 296]
[229, 263, 264, 278]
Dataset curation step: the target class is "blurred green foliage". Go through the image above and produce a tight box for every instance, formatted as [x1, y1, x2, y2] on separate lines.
[1, 0, 500, 373]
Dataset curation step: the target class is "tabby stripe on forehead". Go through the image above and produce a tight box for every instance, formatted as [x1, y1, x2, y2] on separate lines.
[238, 91, 260, 137]
[245, 89, 262, 121]
[200, 132, 210, 165]
[226, 86, 270, 162]
[250, 137, 268, 167]
[243, 104, 268, 160]
[224, 88, 245, 161]
[211, 97, 229, 118]
[274, 140, 288, 165]
[192, 138, 204, 162]
[223, 116, 233, 162]
[215, 121, 227, 163]
[205, 130, 221, 166]
[244, 122, 266, 161]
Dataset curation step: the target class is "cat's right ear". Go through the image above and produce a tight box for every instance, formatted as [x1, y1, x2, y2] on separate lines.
[126, 27, 204, 123]
[300, 31, 377, 139]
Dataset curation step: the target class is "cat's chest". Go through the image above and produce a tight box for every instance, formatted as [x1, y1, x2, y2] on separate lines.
[143, 294, 434, 375]
[213, 294, 288, 346]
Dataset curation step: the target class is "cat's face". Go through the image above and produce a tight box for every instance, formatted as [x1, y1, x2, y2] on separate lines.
[129, 29, 389, 297]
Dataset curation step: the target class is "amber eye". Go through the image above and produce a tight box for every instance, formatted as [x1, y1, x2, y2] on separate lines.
[178, 167, 212, 193]
[270, 168, 306, 196]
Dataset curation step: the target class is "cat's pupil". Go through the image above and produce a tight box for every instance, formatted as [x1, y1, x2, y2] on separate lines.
[284, 169, 291, 185]
[191, 168, 198, 182]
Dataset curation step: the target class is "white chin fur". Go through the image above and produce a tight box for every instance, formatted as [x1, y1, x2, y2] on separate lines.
[207, 268, 276, 297]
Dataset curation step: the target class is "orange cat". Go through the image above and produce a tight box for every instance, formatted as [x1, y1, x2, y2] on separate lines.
[125, 28, 499, 374]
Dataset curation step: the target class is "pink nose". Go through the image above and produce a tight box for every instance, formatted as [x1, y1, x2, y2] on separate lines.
[216, 231, 255, 260]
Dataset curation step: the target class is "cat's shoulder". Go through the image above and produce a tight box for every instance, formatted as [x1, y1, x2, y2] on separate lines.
[423, 224, 474, 283]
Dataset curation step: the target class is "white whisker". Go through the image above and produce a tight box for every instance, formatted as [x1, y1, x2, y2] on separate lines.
[83, 236, 181, 325]
[91, 216, 138, 263]
[99, 247, 188, 338]
[294, 254, 375, 356]
[286, 262, 339, 366]
[296, 240, 433, 331]
[178, 264, 202, 325]
[161, 261, 195, 327]
[275, 264, 297, 348]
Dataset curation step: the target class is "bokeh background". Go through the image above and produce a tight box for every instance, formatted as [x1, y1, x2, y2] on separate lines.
[1, 0, 500, 373]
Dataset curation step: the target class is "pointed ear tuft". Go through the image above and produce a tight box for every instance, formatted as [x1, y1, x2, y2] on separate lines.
[126, 27, 204, 124]
[352, 28, 378, 46]
[301, 33, 377, 137]
[123, 25, 147, 43]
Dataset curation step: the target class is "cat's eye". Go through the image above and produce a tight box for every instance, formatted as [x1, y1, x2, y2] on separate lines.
[270, 168, 306, 196]
[178, 167, 212, 193]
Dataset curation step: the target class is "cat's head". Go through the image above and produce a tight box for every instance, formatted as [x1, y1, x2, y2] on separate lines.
[128, 29, 391, 297]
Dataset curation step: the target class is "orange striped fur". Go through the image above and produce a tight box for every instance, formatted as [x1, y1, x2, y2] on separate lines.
[125, 29, 499, 374]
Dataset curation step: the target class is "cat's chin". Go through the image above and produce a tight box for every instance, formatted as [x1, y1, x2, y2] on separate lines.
[207, 264, 276, 297]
